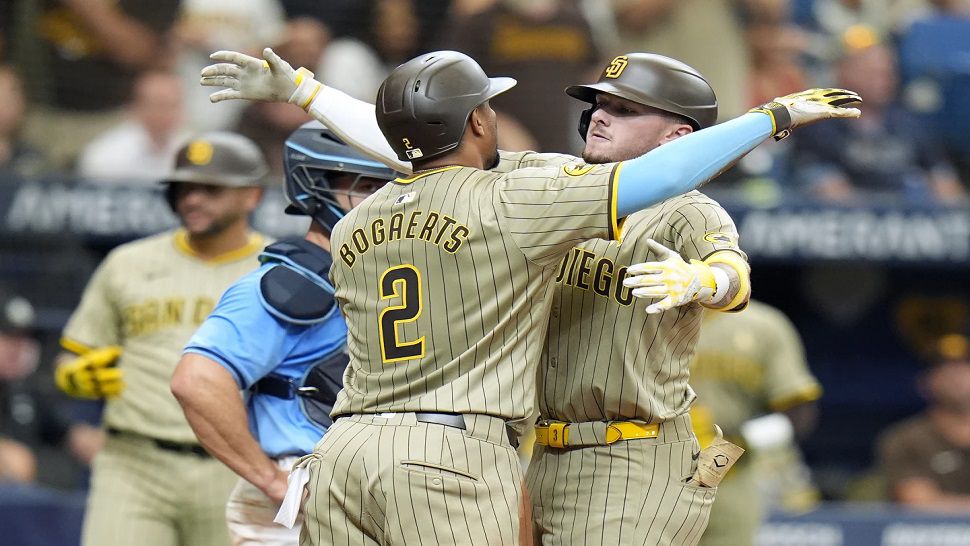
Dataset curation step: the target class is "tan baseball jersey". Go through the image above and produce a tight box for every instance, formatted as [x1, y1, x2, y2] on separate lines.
[538, 190, 747, 424]
[329, 160, 621, 424]
[62, 229, 267, 443]
[690, 300, 821, 546]
[689, 299, 822, 436]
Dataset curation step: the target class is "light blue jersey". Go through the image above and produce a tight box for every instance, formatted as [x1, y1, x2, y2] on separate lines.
[184, 263, 346, 457]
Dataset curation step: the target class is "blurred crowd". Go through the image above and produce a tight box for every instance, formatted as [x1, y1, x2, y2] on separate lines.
[1, 0, 970, 520]
[0, 0, 969, 205]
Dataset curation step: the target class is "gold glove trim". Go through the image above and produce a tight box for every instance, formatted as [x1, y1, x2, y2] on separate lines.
[60, 336, 93, 355]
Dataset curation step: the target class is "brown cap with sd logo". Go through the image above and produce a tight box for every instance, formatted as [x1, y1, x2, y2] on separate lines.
[164, 132, 269, 188]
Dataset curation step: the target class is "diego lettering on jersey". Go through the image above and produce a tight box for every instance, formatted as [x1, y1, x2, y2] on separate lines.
[122, 297, 215, 337]
[554, 247, 634, 306]
[339, 209, 470, 268]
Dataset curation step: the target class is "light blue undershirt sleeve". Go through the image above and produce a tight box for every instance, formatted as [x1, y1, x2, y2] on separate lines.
[616, 112, 774, 217]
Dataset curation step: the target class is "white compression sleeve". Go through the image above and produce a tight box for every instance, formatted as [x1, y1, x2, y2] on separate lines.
[305, 85, 413, 174]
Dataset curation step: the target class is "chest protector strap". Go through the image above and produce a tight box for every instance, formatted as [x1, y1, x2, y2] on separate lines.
[258, 238, 337, 325]
[251, 348, 347, 429]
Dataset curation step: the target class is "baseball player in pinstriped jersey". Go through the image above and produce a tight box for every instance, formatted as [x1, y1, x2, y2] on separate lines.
[690, 300, 822, 546]
[526, 55, 746, 545]
[199, 48, 861, 546]
[54, 133, 270, 546]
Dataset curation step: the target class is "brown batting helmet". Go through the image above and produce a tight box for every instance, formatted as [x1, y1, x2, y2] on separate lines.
[375, 51, 516, 162]
[566, 53, 718, 139]
[164, 132, 269, 188]
[162, 132, 268, 210]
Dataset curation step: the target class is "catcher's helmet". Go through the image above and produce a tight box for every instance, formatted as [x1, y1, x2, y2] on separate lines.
[283, 121, 398, 233]
[162, 132, 268, 209]
[376, 50, 516, 162]
[566, 53, 718, 140]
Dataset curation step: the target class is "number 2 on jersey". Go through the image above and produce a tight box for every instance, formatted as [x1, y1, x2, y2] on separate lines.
[379, 265, 425, 363]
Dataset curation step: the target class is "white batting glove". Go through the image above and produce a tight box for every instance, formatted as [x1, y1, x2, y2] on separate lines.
[751, 88, 862, 141]
[200, 48, 322, 110]
[623, 240, 725, 314]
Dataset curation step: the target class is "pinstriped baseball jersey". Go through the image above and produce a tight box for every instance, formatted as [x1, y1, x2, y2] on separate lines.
[538, 190, 746, 423]
[690, 300, 822, 435]
[329, 161, 620, 422]
[62, 229, 267, 443]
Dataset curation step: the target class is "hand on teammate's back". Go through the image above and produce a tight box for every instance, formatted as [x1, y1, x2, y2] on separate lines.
[624, 239, 719, 314]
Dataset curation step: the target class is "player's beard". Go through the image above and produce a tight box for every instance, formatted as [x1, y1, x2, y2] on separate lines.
[583, 139, 659, 165]
[184, 209, 246, 239]
[485, 149, 500, 170]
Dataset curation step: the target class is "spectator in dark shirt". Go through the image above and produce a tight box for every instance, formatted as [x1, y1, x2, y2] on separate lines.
[441, 0, 600, 154]
[0, 289, 100, 487]
[0, 65, 44, 180]
[21, 0, 182, 169]
[791, 37, 965, 204]
[878, 334, 970, 512]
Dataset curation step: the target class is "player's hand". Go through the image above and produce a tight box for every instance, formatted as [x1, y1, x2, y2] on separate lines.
[55, 346, 124, 399]
[623, 240, 716, 314]
[261, 467, 290, 505]
[201, 48, 322, 109]
[751, 88, 862, 140]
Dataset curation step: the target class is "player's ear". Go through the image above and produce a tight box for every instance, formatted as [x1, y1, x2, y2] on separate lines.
[660, 123, 693, 145]
[468, 104, 487, 137]
[240, 187, 264, 212]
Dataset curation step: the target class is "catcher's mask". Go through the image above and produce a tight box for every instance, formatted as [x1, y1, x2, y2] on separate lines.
[283, 122, 398, 233]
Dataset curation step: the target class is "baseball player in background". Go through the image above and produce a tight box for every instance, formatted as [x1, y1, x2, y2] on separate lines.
[171, 124, 396, 545]
[54, 133, 270, 546]
[690, 300, 822, 546]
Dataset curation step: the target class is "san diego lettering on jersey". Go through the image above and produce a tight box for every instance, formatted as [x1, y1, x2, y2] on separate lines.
[122, 296, 216, 337]
[554, 247, 634, 306]
[339, 209, 470, 267]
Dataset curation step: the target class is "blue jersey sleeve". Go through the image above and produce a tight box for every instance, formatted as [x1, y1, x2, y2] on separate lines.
[184, 266, 306, 389]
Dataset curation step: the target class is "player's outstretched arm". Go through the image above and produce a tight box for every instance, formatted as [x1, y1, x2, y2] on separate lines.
[614, 88, 862, 217]
[201, 48, 411, 174]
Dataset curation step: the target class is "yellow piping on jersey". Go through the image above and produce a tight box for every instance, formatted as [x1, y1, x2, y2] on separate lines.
[394, 165, 462, 184]
[609, 162, 626, 242]
[769, 384, 823, 412]
[60, 336, 94, 355]
[702, 250, 750, 312]
[172, 230, 265, 265]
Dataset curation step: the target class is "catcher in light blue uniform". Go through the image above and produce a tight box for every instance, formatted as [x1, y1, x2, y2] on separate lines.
[171, 122, 396, 545]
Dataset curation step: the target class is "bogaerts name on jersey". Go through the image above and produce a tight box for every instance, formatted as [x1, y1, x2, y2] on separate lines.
[555, 247, 634, 306]
[339, 210, 470, 268]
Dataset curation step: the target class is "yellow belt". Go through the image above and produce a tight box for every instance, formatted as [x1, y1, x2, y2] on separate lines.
[534, 421, 660, 448]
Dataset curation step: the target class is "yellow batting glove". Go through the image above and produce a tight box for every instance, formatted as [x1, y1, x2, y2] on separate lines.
[55, 346, 124, 400]
[623, 240, 723, 314]
[750, 88, 862, 141]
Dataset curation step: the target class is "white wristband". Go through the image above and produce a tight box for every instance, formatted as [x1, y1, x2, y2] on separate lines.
[707, 266, 731, 305]
[288, 68, 322, 110]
